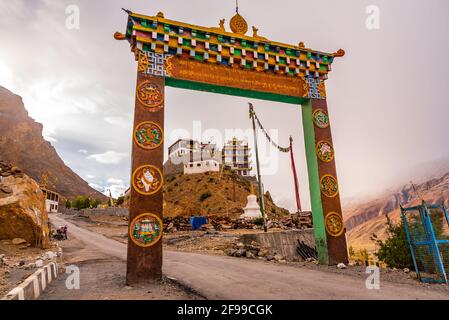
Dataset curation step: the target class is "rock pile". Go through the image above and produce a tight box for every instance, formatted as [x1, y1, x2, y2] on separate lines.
[0, 161, 24, 180]
[163, 212, 312, 233]
[225, 241, 287, 262]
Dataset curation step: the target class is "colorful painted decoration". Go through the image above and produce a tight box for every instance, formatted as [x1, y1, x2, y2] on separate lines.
[121, 12, 345, 83]
[320, 174, 339, 198]
[316, 140, 334, 163]
[325, 212, 344, 237]
[129, 213, 163, 247]
[312, 109, 329, 129]
[138, 51, 149, 73]
[136, 80, 164, 111]
[134, 121, 163, 150]
[132, 165, 163, 195]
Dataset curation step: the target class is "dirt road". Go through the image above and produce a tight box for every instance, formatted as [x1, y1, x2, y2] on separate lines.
[50, 214, 449, 300]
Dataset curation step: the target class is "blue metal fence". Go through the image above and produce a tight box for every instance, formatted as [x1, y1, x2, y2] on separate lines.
[401, 203, 449, 284]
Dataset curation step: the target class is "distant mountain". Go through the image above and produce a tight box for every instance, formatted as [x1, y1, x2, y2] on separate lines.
[345, 170, 449, 253]
[0, 86, 107, 200]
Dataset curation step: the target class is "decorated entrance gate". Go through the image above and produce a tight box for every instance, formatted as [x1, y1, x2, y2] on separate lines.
[115, 8, 348, 284]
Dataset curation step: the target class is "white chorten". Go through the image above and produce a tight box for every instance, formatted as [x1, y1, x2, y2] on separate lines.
[240, 182, 262, 219]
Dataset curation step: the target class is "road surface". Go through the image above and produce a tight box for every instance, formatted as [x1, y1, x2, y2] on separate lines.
[50, 214, 449, 300]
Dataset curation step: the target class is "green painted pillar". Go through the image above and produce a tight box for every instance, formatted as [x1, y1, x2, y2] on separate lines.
[302, 98, 348, 265]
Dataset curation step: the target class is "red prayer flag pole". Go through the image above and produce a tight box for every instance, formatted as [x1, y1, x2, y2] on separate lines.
[289, 136, 302, 212]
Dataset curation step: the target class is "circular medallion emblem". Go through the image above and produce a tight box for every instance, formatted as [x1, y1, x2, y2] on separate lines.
[316, 140, 334, 162]
[136, 81, 164, 111]
[313, 109, 329, 129]
[129, 213, 163, 247]
[325, 212, 344, 237]
[132, 165, 163, 196]
[134, 121, 163, 150]
[230, 13, 248, 35]
[320, 174, 339, 198]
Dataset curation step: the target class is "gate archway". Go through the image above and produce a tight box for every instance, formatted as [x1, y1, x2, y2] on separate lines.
[114, 8, 348, 284]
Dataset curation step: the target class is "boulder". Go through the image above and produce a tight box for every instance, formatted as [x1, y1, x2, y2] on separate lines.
[258, 248, 269, 257]
[337, 263, 347, 269]
[35, 259, 44, 268]
[245, 251, 256, 259]
[12, 238, 27, 245]
[0, 172, 49, 248]
[274, 254, 284, 262]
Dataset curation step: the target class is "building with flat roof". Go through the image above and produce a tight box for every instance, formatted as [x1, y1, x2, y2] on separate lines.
[166, 139, 221, 175]
[222, 138, 252, 176]
[41, 188, 60, 213]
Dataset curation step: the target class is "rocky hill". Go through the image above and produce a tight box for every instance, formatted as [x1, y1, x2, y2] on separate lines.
[124, 168, 290, 218]
[345, 171, 449, 253]
[0, 86, 106, 200]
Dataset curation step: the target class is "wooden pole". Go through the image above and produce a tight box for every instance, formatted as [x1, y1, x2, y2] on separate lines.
[249, 103, 267, 232]
[126, 63, 165, 284]
[289, 136, 302, 212]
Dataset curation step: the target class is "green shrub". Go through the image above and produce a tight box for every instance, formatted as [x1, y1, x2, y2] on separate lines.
[254, 217, 264, 226]
[199, 191, 212, 202]
[116, 196, 125, 206]
[371, 215, 413, 269]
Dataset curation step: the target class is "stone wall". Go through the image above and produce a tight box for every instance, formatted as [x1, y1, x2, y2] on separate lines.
[239, 229, 315, 262]
[60, 207, 129, 217]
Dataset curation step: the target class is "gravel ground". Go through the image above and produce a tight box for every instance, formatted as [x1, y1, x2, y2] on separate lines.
[59, 213, 449, 295]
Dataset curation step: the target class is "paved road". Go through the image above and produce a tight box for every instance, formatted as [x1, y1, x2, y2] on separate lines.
[50, 214, 449, 300]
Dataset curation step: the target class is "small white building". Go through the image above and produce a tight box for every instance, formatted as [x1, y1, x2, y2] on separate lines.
[184, 160, 220, 175]
[41, 188, 60, 213]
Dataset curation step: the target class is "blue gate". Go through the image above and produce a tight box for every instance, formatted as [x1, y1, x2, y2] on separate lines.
[401, 202, 449, 284]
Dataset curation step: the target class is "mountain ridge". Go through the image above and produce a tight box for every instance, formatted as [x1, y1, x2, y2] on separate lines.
[0, 85, 107, 200]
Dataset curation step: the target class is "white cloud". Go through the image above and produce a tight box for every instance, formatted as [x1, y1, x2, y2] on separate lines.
[107, 178, 123, 184]
[86, 150, 127, 164]
[103, 183, 128, 198]
[78, 149, 88, 154]
[104, 116, 129, 128]
[86, 174, 96, 179]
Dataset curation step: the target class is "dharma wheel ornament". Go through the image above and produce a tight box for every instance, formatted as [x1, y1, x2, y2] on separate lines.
[230, 12, 248, 35]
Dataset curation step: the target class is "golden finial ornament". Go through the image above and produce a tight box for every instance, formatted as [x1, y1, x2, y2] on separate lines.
[252, 26, 259, 37]
[156, 11, 165, 18]
[230, 0, 248, 35]
[298, 42, 305, 48]
[333, 49, 346, 57]
[114, 32, 126, 40]
[230, 13, 248, 35]
[219, 18, 226, 31]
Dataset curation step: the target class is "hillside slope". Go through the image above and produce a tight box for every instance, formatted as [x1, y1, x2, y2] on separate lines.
[345, 171, 449, 253]
[0, 86, 106, 200]
[159, 169, 289, 218]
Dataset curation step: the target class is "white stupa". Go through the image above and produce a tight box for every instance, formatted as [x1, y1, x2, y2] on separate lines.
[240, 182, 262, 219]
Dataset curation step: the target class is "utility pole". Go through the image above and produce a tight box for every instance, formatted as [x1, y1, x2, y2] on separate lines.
[249, 103, 267, 232]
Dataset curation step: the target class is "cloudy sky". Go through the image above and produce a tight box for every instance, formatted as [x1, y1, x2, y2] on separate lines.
[1, 0, 449, 211]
